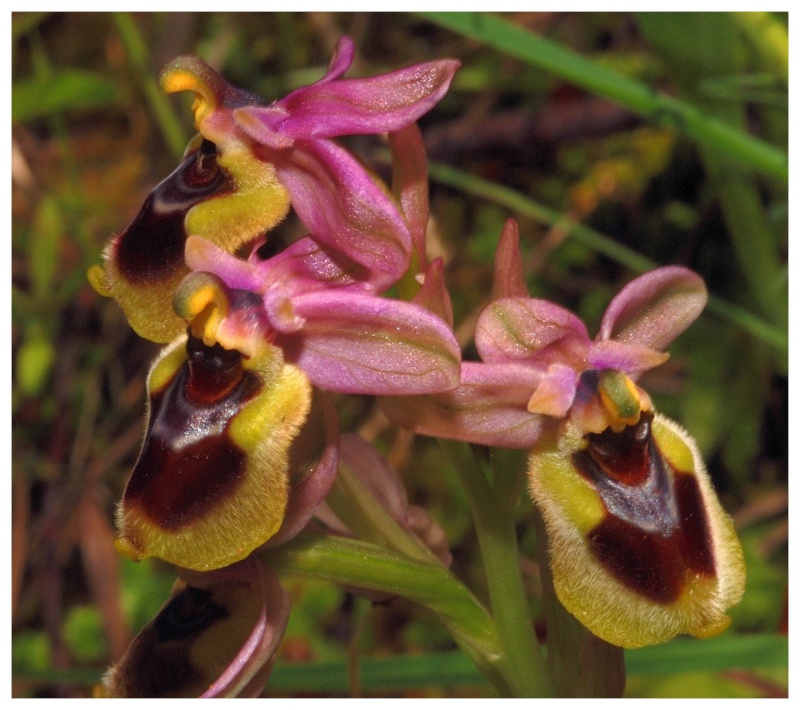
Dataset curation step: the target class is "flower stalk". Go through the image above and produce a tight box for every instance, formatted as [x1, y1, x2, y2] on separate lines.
[439, 440, 552, 697]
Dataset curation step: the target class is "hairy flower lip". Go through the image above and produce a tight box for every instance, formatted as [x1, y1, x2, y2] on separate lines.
[529, 410, 745, 648]
[115, 139, 232, 286]
[115, 333, 312, 572]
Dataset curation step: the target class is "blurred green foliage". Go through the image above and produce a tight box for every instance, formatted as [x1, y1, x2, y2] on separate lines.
[11, 11, 787, 698]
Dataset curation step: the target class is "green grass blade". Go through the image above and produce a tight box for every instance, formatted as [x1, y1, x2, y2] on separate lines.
[268, 634, 789, 692]
[428, 160, 655, 273]
[12, 634, 786, 694]
[426, 161, 787, 352]
[625, 633, 788, 676]
[420, 12, 787, 181]
[269, 651, 486, 694]
[112, 12, 189, 158]
[12, 71, 119, 123]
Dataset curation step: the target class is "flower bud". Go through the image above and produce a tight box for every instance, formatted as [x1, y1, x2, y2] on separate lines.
[99, 560, 289, 697]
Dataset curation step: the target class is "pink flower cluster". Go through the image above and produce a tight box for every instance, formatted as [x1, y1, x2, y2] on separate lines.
[95, 38, 728, 697]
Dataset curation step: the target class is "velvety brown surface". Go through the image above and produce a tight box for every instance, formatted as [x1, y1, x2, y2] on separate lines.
[575, 417, 716, 603]
[116, 139, 231, 284]
[124, 338, 260, 529]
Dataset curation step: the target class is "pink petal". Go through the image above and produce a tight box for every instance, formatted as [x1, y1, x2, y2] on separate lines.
[190, 234, 379, 310]
[276, 292, 461, 395]
[268, 59, 460, 140]
[262, 138, 412, 284]
[380, 361, 546, 449]
[231, 37, 355, 147]
[185, 235, 264, 292]
[262, 283, 306, 332]
[198, 560, 290, 698]
[588, 339, 670, 379]
[491, 219, 529, 300]
[313, 35, 355, 86]
[475, 297, 590, 365]
[233, 106, 295, 149]
[598, 266, 708, 350]
[526, 363, 579, 417]
[254, 235, 375, 295]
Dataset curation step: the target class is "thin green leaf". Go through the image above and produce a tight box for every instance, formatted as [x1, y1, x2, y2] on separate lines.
[261, 533, 510, 694]
[636, 13, 787, 329]
[12, 70, 119, 123]
[419, 12, 787, 181]
[11, 634, 786, 694]
[112, 12, 189, 159]
[625, 634, 788, 676]
[271, 634, 787, 691]
[269, 651, 487, 693]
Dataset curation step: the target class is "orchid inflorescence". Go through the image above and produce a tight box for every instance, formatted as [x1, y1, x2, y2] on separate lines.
[90, 37, 744, 697]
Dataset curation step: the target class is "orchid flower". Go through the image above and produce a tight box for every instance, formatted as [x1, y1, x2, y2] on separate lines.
[105, 436, 452, 699]
[176, 234, 461, 396]
[381, 219, 745, 648]
[114, 326, 340, 571]
[100, 558, 289, 698]
[89, 37, 459, 343]
[114, 227, 459, 571]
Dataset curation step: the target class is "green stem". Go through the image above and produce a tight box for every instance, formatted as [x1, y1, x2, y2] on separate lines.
[260, 533, 511, 695]
[440, 441, 551, 697]
[419, 12, 787, 181]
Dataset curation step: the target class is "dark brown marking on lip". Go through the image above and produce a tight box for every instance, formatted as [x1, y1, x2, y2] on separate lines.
[573, 415, 716, 603]
[113, 584, 230, 697]
[154, 585, 230, 643]
[116, 139, 232, 284]
[586, 414, 652, 486]
[123, 336, 261, 530]
[185, 334, 245, 405]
